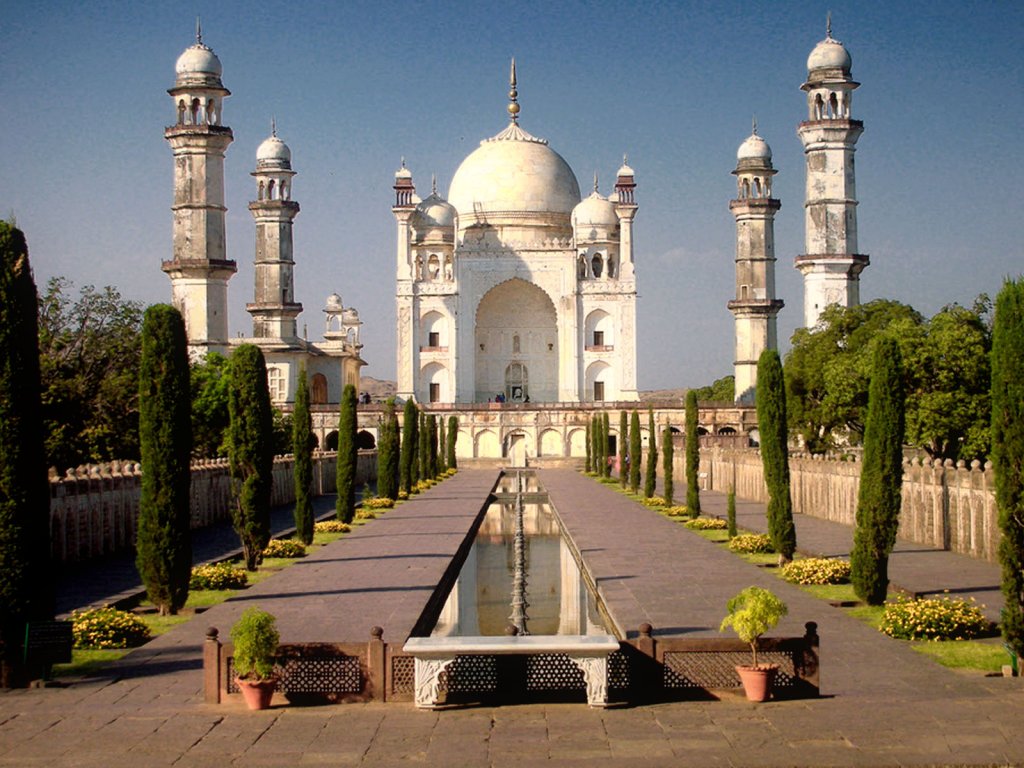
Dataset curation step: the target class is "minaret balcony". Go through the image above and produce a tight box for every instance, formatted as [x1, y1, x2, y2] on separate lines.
[585, 344, 615, 353]
[727, 298, 784, 314]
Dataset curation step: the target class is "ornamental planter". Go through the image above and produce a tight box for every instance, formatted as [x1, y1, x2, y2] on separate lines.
[736, 664, 777, 702]
[236, 676, 277, 710]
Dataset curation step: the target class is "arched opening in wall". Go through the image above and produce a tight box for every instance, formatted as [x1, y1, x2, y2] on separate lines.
[568, 428, 587, 457]
[585, 309, 613, 349]
[421, 362, 448, 403]
[443, 254, 453, 281]
[697, 426, 709, 436]
[191, 98, 200, 124]
[258, 181, 265, 201]
[474, 278, 557, 403]
[740, 285, 749, 300]
[719, 427, 737, 435]
[267, 179, 276, 200]
[310, 373, 328, 404]
[539, 428, 562, 457]
[421, 310, 447, 350]
[505, 362, 528, 402]
[427, 254, 440, 280]
[814, 93, 825, 120]
[356, 430, 376, 450]
[177, 100, 186, 124]
[753, 178, 762, 197]
[578, 254, 588, 279]
[206, 99, 216, 125]
[591, 254, 603, 278]
[476, 429, 500, 459]
[585, 361, 613, 402]
[606, 255, 616, 279]
[742, 179, 751, 198]
[829, 92, 839, 118]
[310, 434, 320, 450]
[668, 426, 681, 434]
[325, 431, 339, 451]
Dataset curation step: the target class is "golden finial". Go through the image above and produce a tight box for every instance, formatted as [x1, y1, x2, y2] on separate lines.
[752, 116, 758, 136]
[271, 116, 277, 137]
[826, 12, 832, 39]
[593, 171, 599, 193]
[196, 16, 203, 44]
[507, 57, 520, 123]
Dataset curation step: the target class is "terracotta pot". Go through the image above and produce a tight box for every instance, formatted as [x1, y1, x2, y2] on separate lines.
[236, 677, 277, 710]
[735, 664, 777, 702]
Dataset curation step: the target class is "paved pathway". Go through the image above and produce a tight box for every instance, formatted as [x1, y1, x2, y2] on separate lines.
[1, 468, 1020, 767]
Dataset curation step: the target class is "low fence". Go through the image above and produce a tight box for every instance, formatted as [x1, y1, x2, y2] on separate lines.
[49, 451, 377, 564]
[687, 446, 999, 563]
[203, 622, 818, 706]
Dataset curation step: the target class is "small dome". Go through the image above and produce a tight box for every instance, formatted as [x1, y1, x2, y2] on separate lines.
[413, 194, 456, 229]
[395, 163, 412, 180]
[572, 191, 618, 229]
[807, 37, 852, 73]
[617, 160, 634, 178]
[175, 43, 223, 78]
[737, 133, 772, 162]
[325, 293, 343, 311]
[257, 135, 291, 166]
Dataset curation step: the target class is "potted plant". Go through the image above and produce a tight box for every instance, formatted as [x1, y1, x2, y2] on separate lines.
[230, 606, 280, 710]
[719, 586, 788, 702]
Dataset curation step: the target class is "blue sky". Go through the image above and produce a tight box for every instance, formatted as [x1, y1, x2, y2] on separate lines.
[3, 0, 1021, 389]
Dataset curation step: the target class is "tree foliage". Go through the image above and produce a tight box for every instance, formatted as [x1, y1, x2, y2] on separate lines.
[786, 299, 990, 460]
[377, 399, 400, 500]
[228, 345, 274, 570]
[336, 384, 358, 523]
[662, 425, 674, 505]
[685, 391, 701, 515]
[850, 338, 906, 605]
[438, 417, 447, 474]
[136, 304, 192, 615]
[446, 415, 458, 470]
[644, 409, 658, 498]
[292, 364, 314, 545]
[992, 278, 1024, 656]
[400, 400, 417, 494]
[0, 223, 53, 686]
[756, 350, 796, 561]
[602, 413, 611, 478]
[619, 411, 628, 487]
[691, 375, 735, 403]
[190, 352, 231, 458]
[37, 278, 143, 471]
[585, 420, 592, 473]
[629, 410, 642, 494]
[427, 414, 439, 479]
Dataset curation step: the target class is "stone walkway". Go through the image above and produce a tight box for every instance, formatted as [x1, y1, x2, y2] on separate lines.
[1, 468, 1021, 767]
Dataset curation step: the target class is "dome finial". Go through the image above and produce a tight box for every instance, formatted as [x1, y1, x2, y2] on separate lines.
[401, 156, 406, 169]
[752, 115, 758, 136]
[593, 171, 599, 193]
[507, 57, 520, 123]
[271, 116, 277, 137]
[431, 173, 437, 195]
[196, 16, 203, 44]
[826, 11, 832, 39]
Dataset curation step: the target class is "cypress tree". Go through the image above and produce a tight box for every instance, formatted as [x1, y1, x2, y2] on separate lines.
[400, 399, 416, 494]
[447, 415, 458, 469]
[0, 223, 53, 686]
[850, 338, 906, 604]
[602, 412, 611, 478]
[590, 415, 599, 474]
[136, 305, 192, 615]
[292, 365, 314, 545]
[619, 411, 629, 487]
[756, 349, 797, 563]
[629, 410, 642, 494]
[685, 390, 702, 515]
[418, 411, 428, 484]
[427, 414, 439, 478]
[228, 344, 274, 570]
[585, 420, 592, 473]
[438, 417, 447, 474]
[662, 425, 674, 505]
[993, 278, 1024, 657]
[409, 404, 420, 485]
[376, 398, 399, 501]
[336, 384, 358, 523]
[644, 409, 658, 498]
[727, 486, 737, 539]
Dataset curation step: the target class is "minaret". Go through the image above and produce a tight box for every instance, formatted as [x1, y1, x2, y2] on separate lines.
[796, 16, 868, 328]
[614, 156, 638, 280]
[729, 123, 783, 403]
[246, 122, 302, 341]
[393, 160, 417, 401]
[163, 22, 236, 355]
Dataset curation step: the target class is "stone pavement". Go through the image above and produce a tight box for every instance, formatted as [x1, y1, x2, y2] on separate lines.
[1, 468, 1022, 767]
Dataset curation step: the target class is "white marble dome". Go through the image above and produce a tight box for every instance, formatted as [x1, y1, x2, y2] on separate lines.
[325, 293, 343, 311]
[807, 37, 852, 72]
[413, 194, 456, 229]
[257, 135, 291, 166]
[572, 191, 618, 229]
[737, 133, 772, 162]
[448, 124, 581, 221]
[175, 43, 222, 78]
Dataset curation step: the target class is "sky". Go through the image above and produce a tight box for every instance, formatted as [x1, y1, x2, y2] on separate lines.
[2, 0, 1021, 390]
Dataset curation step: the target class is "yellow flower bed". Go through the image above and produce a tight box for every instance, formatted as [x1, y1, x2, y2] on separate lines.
[879, 596, 988, 641]
[71, 607, 151, 649]
[684, 516, 727, 530]
[780, 558, 851, 585]
[727, 533, 773, 554]
[314, 520, 351, 534]
[262, 538, 306, 558]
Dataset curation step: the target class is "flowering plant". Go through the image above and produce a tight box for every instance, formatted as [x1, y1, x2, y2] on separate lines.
[315, 520, 351, 534]
[685, 517, 727, 530]
[261, 538, 306, 559]
[728, 533, 773, 554]
[363, 497, 395, 509]
[190, 563, 248, 590]
[71, 607, 151, 649]
[879, 596, 988, 641]
[780, 558, 851, 585]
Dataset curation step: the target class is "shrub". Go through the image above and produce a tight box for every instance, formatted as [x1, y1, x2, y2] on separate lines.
[443, 468, 457, 477]
[415, 479, 435, 491]
[71, 607, 151, 649]
[664, 505, 692, 518]
[780, 558, 851, 585]
[261, 539, 306, 559]
[719, 586, 788, 667]
[230, 607, 278, 680]
[397, 490, 409, 500]
[728, 533, 773, 554]
[685, 517, 727, 530]
[190, 563, 248, 590]
[363, 497, 395, 510]
[879, 597, 989, 641]
[355, 509, 377, 521]
[642, 496, 667, 508]
[314, 520, 351, 534]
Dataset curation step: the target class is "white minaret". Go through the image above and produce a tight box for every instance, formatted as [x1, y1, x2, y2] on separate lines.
[392, 161, 417, 402]
[729, 124, 783, 403]
[247, 123, 302, 340]
[796, 17, 868, 328]
[163, 22, 235, 355]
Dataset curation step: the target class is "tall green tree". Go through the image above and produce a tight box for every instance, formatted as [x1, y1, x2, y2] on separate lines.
[618, 411, 629, 487]
[447, 415, 458, 470]
[336, 384, 358, 523]
[727, 486, 737, 539]
[590, 415, 599, 474]
[850, 338, 906, 604]
[629, 410, 642, 494]
[400, 399, 417, 494]
[136, 305, 192, 615]
[292, 364, 314, 545]
[644, 409, 658, 498]
[602, 412, 611, 478]
[0, 223, 53, 686]
[992, 278, 1024, 657]
[377, 398, 400, 501]
[427, 414, 439, 479]
[228, 344, 274, 571]
[685, 391, 701, 515]
[438, 417, 447, 474]
[38, 278, 143, 470]
[418, 412, 428, 484]
[757, 349, 796, 562]
[662, 425, 674, 505]
[190, 352, 231, 458]
[585, 420, 592, 473]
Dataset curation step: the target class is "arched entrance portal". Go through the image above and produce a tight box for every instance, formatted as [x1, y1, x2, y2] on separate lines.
[475, 279, 557, 403]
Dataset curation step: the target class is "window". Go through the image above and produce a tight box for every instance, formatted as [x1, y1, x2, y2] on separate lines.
[428, 331, 440, 348]
[593, 381, 605, 401]
[593, 331, 604, 347]
[267, 367, 286, 402]
[310, 373, 328, 404]
[429, 382, 440, 403]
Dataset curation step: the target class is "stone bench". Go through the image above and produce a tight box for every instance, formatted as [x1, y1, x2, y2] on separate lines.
[403, 634, 620, 708]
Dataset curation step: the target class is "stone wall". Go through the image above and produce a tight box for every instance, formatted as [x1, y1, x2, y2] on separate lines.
[677, 446, 999, 563]
[49, 451, 376, 563]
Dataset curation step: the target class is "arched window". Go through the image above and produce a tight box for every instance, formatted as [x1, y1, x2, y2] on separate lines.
[578, 253, 588, 279]
[427, 254, 440, 280]
[591, 254, 603, 278]
[814, 93, 825, 120]
[829, 92, 839, 119]
[191, 98, 200, 125]
[753, 178, 762, 197]
[606, 255, 616, 279]
[267, 179, 276, 200]
[310, 373, 328, 404]
[266, 366, 286, 402]
[512, 334, 521, 354]
[177, 100, 186, 125]
[505, 362, 528, 402]
[742, 179, 751, 198]
[206, 99, 216, 125]
[258, 181, 265, 200]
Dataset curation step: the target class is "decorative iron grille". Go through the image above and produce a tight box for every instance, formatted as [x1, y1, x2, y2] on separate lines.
[390, 655, 415, 695]
[525, 654, 584, 691]
[440, 654, 499, 693]
[663, 650, 797, 689]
